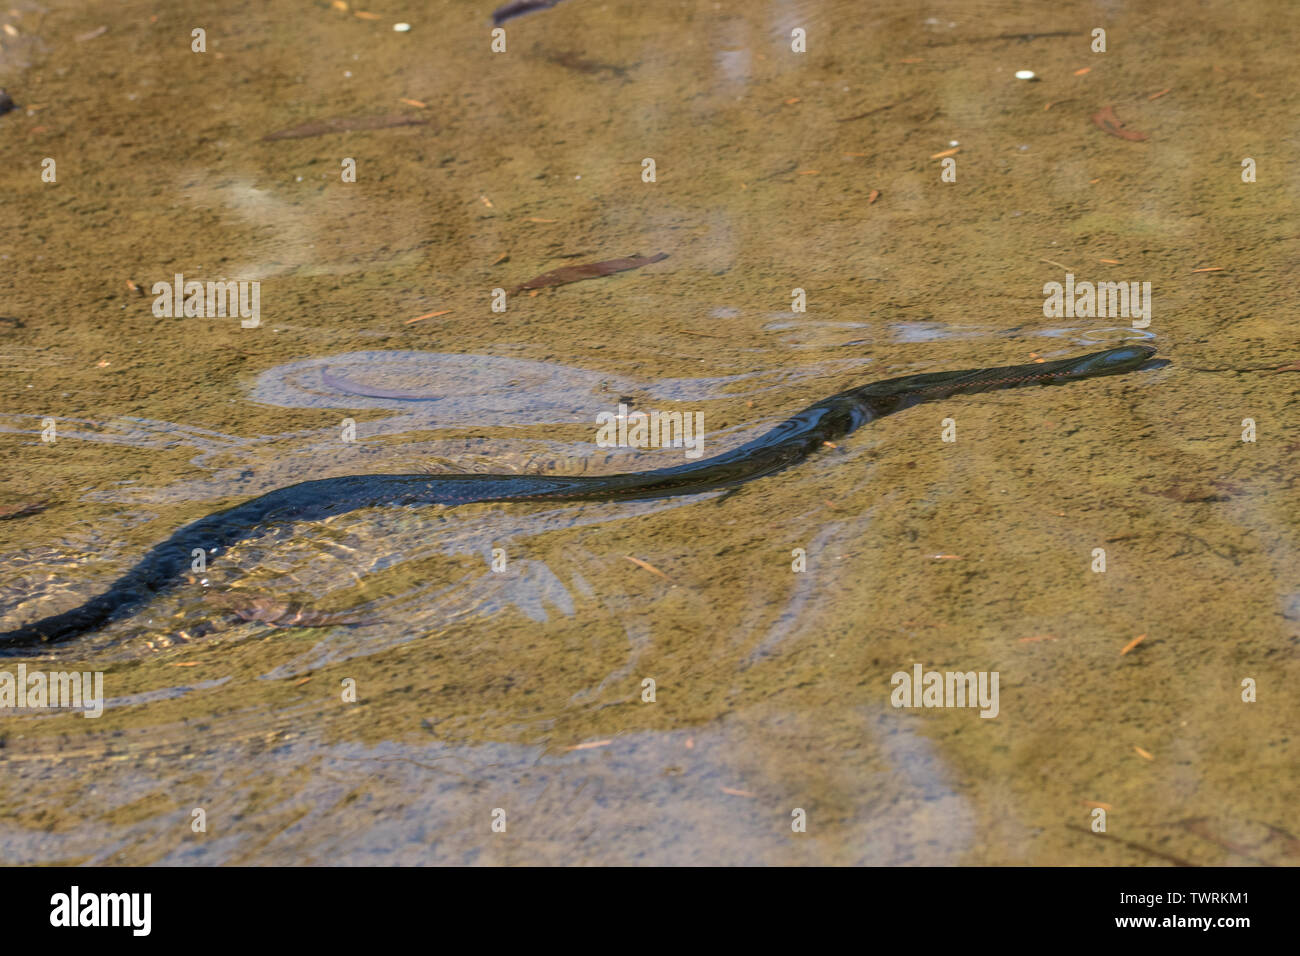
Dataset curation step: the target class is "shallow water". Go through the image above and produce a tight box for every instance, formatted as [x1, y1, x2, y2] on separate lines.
[0, 0, 1297, 864]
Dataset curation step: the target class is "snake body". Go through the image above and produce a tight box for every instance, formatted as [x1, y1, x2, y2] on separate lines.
[0, 345, 1159, 649]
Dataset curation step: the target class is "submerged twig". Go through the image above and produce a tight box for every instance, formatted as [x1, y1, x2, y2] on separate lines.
[836, 91, 920, 123]
[0, 501, 47, 520]
[262, 115, 429, 141]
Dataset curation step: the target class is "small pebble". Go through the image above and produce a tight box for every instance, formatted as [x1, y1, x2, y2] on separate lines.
[394, 22, 411, 32]
[1014, 70, 1037, 81]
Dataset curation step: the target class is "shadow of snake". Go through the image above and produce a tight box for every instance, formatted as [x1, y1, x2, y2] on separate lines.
[0, 345, 1163, 650]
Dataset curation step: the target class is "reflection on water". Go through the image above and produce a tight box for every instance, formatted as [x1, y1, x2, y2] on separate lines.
[251, 350, 636, 422]
[0, 0, 1297, 865]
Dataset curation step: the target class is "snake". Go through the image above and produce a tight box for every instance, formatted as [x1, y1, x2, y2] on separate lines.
[0, 344, 1161, 650]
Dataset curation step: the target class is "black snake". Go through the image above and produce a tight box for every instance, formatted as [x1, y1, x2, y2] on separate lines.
[0, 344, 1162, 650]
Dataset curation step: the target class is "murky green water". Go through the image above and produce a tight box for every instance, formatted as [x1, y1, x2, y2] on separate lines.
[0, 0, 1296, 864]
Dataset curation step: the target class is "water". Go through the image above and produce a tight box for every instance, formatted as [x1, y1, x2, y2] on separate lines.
[0, 0, 1297, 865]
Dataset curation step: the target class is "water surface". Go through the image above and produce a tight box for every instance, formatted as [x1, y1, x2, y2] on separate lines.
[0, 0, 1296, 865]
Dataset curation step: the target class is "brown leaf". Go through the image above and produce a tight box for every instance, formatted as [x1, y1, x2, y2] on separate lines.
[509, 252, 668, 295]
[1119, 633, 1147, 655]
[624, 554, 670, 580]
[206, 593, 376, 628]
[404, 309, 452, 324]
[547, 51, 633, 80]
[1091, 105, 1148, 141]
